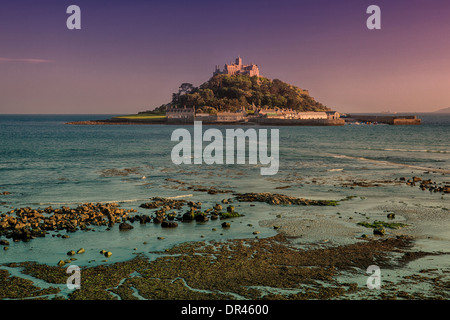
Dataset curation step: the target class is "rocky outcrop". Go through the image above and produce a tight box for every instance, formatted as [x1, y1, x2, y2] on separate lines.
[403, 176, 450, 194]
[233, 192, 338, 206]
[0, 203, 136, 242]
[140, 197, 186, 210]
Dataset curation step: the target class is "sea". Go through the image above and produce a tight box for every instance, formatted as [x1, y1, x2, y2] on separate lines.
[0, 114, 449, 285]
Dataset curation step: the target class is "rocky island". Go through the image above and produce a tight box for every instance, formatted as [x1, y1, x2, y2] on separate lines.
[67, 57, 421, 126]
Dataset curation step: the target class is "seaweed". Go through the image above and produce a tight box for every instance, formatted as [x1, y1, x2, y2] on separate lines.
[357, 220, 409, 230]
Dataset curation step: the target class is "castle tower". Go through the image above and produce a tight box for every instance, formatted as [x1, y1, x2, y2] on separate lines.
[213, 57, 260, 77]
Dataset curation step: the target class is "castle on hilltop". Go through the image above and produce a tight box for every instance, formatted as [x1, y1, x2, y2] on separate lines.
[214, 57, 260, 77]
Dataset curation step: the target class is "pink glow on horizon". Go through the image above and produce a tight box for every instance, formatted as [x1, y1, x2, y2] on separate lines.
[0, 57, 54, 64]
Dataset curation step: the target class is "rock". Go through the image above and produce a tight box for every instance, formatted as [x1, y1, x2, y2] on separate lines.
[182, 212, 195, 221]
[412, 177, 422, 182]
[57, 260, 65, 267]
[214, 204, 222, 211]
[387, 213, 395, 220]
[153, 216, 164, 224]
[253, 231, 260, 235]
[3, 246, 8, 251]
[221, 199, 229, 204]
[100, 250, 107, 255]
[227, 206, 235, 213]
[138, 215, 152, 224]
[67, 250, 76, 256]
[77, 248, 85, 254]
[104, 251, 112, 258]
[119, 222, 134, 230]
[157, 237, 165, 240]
[195, 214, 209, 222]
[161, 221, 178, 228]
[221, 222, 230, 228]
[373, 227, 385, 236]
[167, 213, 176, 220]
[0, 240, 10, 246]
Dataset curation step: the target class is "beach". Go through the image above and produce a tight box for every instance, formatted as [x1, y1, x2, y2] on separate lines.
[0, 114, 449, 300]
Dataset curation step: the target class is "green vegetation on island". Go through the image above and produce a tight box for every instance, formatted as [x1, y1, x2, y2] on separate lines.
[114, 114, 166, 120]
[153, 74, 330, 114]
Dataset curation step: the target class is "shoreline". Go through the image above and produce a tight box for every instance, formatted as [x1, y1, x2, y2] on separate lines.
[63, 113, 425, 126]
[65, 119, 346, 126]
[65, 116, 422, 126]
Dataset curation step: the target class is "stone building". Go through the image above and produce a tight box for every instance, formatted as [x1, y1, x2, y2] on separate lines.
[194, 110, 246, 122]
[296, 112, 328, 120]
[325, 111, 340, 119]
[254, 108, 340, 120]
[166, 106, 195, 121]
[214, 57, 260, 77]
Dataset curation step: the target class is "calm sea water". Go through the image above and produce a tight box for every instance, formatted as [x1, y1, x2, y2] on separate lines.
[0, 114, 449, 266]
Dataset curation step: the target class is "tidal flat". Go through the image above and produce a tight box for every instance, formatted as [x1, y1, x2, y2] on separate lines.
[1, 232, 449, 300]
[0, 186, 449, 300]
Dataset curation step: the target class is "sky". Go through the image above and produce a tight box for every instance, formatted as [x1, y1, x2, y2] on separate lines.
[0, 0, 449, 114]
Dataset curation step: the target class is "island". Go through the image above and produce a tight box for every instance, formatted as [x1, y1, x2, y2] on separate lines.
[67, 57, 420, 126]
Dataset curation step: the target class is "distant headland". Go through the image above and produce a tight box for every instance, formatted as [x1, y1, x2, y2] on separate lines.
[434, 107, 450, 113]
[66, 57, 421, 126]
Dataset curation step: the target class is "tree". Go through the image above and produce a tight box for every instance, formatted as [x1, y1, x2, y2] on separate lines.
[178, 83, 195, 95]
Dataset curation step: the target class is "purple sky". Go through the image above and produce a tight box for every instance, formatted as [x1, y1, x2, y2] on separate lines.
[1, 0, 449, 114]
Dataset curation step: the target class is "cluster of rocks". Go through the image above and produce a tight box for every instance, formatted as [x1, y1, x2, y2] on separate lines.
[401, 176, 450, 194]
[132, 199, 241, 229]
[233, 192, 338, 206]
[139, 197, 186, 210]
[0, 196, 249, 245]
[0, 203, 136, 242]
